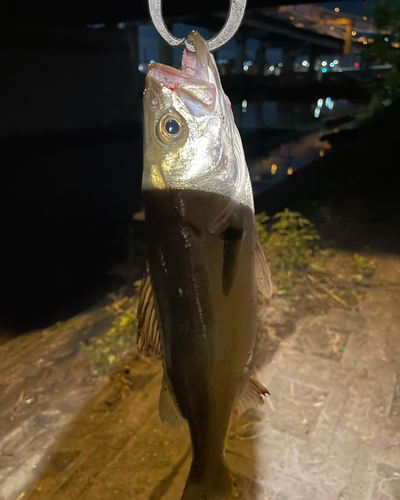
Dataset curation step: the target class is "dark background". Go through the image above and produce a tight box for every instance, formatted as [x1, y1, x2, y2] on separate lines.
[2, 0, 397, 336]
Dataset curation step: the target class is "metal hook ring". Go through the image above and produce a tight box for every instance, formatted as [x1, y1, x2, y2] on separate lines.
[148, 0, 247, 52]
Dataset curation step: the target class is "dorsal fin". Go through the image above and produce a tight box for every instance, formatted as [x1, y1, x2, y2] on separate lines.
[255, 237, 273, 299]
[137, 266, 162, 356]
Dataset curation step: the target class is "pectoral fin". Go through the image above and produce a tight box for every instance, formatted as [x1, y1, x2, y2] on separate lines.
[255, 237, 273, 299]
[232, 375, 270, 419]
[137, 266, 162, 356]
[159, 373, 185, 428]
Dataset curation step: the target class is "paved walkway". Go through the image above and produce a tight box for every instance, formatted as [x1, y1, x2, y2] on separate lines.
[1, 255, 400, 500]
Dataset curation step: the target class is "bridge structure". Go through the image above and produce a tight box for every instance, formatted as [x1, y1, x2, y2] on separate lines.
[0, 0, 356, 25]
[149, 3, 379, 81]
[1, 0, 377, 69]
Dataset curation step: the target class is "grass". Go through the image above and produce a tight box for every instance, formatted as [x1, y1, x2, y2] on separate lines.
[256, 209, 376, 309]
[80, 296, 138, 374]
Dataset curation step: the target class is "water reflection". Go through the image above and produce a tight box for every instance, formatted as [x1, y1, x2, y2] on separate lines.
[232, 97, 359, 195]
[249, 132, 332, 195]
[233, 98, 353, 132]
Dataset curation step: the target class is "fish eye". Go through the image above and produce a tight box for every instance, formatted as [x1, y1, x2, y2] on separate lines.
[157, 114, 185, 144]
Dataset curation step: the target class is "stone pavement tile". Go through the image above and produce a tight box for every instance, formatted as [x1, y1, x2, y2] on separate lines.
[266, 376, 327, 439]
[78, 408, 190, 500]
[227, 418, 345, 494]
[229, 471, 266, 500]
[310, 386, 349, 455]
[337, 443, 377, 500]
[289, 311, 366, 362]
[284, 353, 351, 390]
[0, 390, 93, 500]
[152, 452, 191, 500]
[390, 376, 400, 418]
[258, 348, 304, 386]
[321, 426, 361, 485]
[27, 371, 162, 500]
[230, 425, 308, 477]
[273, 426, 362, 499]
[370, 463, 400, 500]
[357, 320, 399, 369]
[341, 370, 397, 435]
[291, 321, 352, 362]
[258, 467, 332, 500]
[340, 329, 370, 369]
[260, 347, 350, 393]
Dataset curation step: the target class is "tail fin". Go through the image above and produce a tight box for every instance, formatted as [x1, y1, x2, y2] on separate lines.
[180, 459, 232, 500]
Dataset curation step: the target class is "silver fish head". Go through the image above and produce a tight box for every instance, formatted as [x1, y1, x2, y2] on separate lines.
[143, 31, 250, 216]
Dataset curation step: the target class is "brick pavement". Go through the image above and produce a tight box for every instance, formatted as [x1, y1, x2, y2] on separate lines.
[1, 255, 399, 500]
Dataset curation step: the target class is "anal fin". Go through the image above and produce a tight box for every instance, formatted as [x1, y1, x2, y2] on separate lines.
[232, 375, 270, 419]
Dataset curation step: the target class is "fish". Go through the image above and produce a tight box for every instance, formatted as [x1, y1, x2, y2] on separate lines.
[137, 31, 272, 500]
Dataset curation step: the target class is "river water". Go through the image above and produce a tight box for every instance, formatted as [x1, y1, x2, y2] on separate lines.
[232, 96, 362, 195]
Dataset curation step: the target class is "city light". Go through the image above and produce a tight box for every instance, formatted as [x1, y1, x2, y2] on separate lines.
[325, 97, 334, 110]
[271, 164, 278, 174]
[302, 60, 309, 67]
[289, 16, 295, 21]
[354, 62, 360, 67]
[314, 107, 321, 118]
[363, 40, 368, 45]
[322, 68, 328, 73]
[385, 37, 389, 42]
[319, 149, 325, 157]
[243, 65, 249, 71]
[287, 167, 293, 175]
[242, 99, 248, 109]
[150, 60, 155, 63]
[321, 61, 327, 67]
[329, 62, 335, 68]
[333, 59, 339, 65]
[368, 38, 374, 43]
[317, 98, 324, 107]
[334, 7, 340, 12]
[278, 62, 283, 68]
[363, 16, 368, 21]
[351, 31, 357, 36]
[138, 64, 144, 71]
[269, 65, 275, 71]
[330, 26, 335, 31]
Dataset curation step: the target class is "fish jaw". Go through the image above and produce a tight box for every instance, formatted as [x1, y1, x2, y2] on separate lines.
[145, 65, 216, 119]
[145, 30, 218, 117]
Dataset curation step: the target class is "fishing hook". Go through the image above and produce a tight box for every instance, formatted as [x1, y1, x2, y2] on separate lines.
[148, 0, 247, 52]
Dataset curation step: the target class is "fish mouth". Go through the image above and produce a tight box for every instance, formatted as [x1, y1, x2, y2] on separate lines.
[146, 31, 217, 112]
